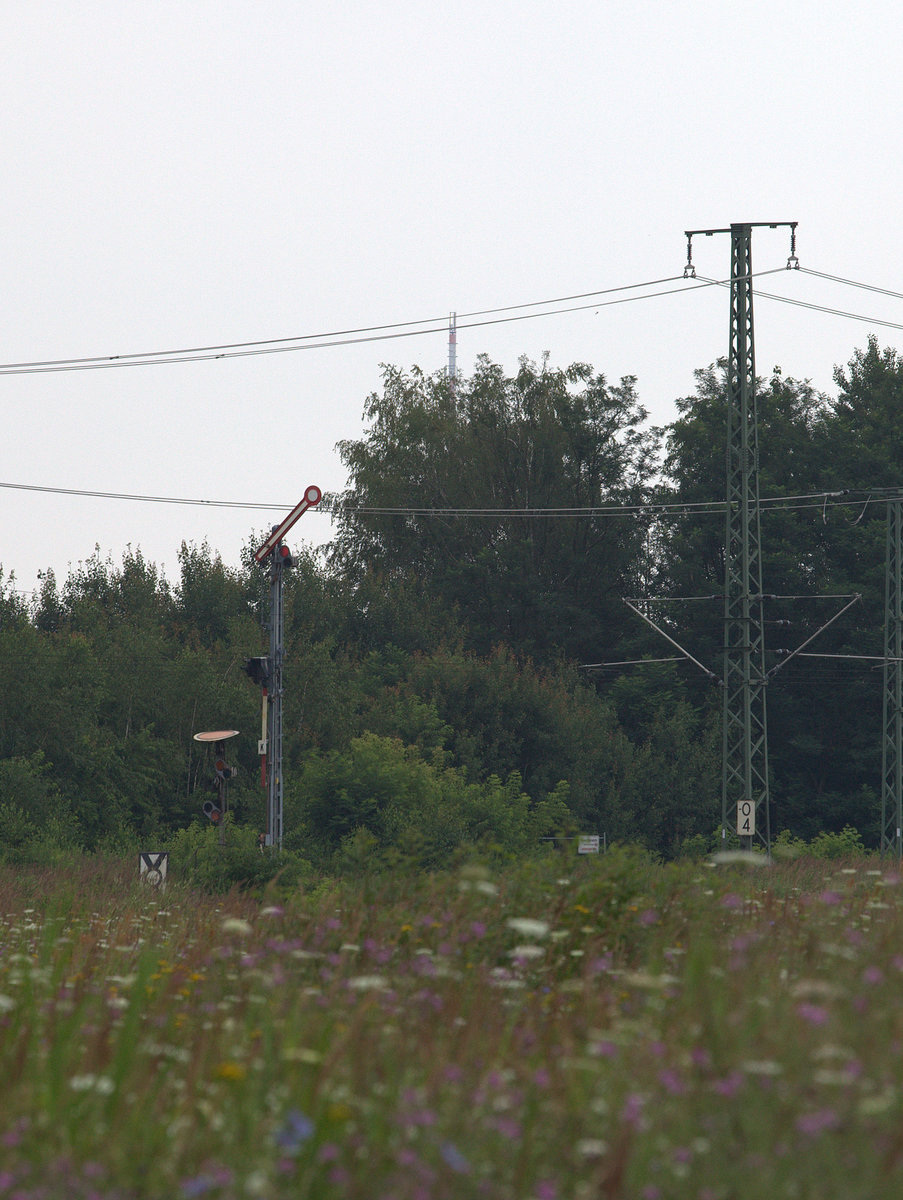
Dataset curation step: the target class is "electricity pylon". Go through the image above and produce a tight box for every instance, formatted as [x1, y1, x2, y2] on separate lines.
[882, 499, 903, 858]
[685, 222, 798, 853]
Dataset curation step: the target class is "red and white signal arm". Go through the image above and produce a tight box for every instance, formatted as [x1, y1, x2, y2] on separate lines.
[254, 486, 322, 563]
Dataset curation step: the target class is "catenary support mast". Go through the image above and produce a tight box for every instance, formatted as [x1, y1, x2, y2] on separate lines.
[685, 221, 797, 853]
[722, 223, 770, 852]
[882, 499, 903, 858]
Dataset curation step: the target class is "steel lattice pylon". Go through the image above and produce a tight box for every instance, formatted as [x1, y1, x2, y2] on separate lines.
[721, 223, 771, 852]
[882, 500, 903, 859]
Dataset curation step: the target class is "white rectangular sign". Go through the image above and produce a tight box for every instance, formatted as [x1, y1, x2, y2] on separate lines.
[578, 835, 601, 854]
[736, 800, 756, 838]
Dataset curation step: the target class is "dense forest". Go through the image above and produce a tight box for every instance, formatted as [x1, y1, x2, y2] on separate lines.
[2, 337, 903, 868]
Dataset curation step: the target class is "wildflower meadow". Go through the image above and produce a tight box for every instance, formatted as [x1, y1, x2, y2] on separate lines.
[1, 847, 903, 1198]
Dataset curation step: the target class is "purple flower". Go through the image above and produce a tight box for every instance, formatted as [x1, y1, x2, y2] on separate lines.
[713, 1071, 744, 1098]
[589, 1039, 618, 1059]
[796, 1003, 830, 1027]
[181, 1177, 215, 1198]
[691, 1046, 712, 1069]
[494, 1116, 522, 1140]
[796, 1108, 841, 1137]
[621, 1093, 645, 1126]
[658, 1068, 687, 1096]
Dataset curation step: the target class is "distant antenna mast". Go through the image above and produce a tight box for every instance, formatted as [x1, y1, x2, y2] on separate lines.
[448, 311, 457, 397]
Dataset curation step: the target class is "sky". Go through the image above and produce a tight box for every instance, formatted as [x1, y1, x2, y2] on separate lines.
[3, 0, 902, 596]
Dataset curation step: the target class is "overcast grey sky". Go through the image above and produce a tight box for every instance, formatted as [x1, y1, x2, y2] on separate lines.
[3, 1, 901, 594]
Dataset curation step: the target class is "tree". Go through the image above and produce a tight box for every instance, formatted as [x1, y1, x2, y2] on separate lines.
[331, 356, 661, 664]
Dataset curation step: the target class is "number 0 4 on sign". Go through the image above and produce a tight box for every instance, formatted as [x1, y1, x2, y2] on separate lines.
[737, 800, 756, 837]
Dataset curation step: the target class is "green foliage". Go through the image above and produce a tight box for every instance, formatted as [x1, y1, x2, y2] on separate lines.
[5, 341, 903, 860]
[807, 823, 866, 860]
[287, 732, 574, 870]
[168, 819, 311, 892]
[0, 753, 83, 865]
[332, 356, 661, 663]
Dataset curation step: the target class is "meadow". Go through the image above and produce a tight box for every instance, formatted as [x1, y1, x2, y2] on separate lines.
[1, 847, 902, 1199]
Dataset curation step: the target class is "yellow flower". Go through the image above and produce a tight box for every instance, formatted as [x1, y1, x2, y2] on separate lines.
[214, 1061, 247, 1082]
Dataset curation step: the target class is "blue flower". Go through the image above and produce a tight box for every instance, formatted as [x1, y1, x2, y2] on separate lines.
[440, 1142, 471, 1173]
[275, 1109, 315, 1155]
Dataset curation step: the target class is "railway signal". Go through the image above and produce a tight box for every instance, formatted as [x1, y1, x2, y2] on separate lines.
[248, 486, 321, 850]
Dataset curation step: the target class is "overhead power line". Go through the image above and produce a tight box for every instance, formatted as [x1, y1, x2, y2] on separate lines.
[0, 270, 785, 378]
[4, 478, 903, 519]
[799, 268, 903, 301]
[700, 273, 903, 332]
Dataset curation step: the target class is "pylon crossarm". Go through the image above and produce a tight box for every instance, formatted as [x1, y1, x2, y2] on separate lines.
[622, 599, 720, 682]
[766, 594, 862, 679]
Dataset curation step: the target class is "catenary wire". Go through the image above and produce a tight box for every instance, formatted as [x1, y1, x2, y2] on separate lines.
[3, 479, 903, 519]
[799, 268, 903, 301]
[0, 274, 689, 371]
[697, 275, 903, 332]
[0, 271, 785, 378]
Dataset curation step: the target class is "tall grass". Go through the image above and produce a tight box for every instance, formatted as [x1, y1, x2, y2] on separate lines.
[0, 849, 902, 1197]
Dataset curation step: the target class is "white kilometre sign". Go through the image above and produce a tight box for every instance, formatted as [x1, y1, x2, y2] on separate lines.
[737, 800, 756, 838]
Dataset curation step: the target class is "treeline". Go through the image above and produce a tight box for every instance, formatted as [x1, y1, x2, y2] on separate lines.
[2, 337, 902, 865]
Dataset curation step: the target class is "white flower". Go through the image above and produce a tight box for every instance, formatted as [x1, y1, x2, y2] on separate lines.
[220, 917, 253, 936]
[509, 944, 545, 960]
[577, 1138, 609, 1158]
[348, 975, 388, 991]
[710, 851, 769, 868]
[741, 1059, 783, 1076]
[69, 1074, 115, 1094]
[506, 917, 549, 939]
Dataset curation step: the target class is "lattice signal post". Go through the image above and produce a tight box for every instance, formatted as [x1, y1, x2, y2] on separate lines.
[882, 499, 903, 859]
[250, 485, 321, 850]
[685, 222, 798, 853]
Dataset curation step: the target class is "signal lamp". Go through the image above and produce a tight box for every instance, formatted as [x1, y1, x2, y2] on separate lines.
[243, 656, 270, 687]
